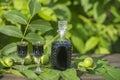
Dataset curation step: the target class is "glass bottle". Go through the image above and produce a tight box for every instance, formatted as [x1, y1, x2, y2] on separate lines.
[51, 21, 72, 70]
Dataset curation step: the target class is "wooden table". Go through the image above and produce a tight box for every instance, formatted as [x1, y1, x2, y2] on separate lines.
[1, 54, 120, 80]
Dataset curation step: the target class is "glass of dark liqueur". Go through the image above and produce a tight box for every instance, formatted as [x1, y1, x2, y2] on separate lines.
[17, 41, 28, 71]
[32, 41, 44, 72]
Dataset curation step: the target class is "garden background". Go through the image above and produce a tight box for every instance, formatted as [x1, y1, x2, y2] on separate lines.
[0, 0, 120, 54]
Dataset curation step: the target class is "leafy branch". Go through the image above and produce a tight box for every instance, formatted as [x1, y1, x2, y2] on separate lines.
[21, 16, 32, 42]
[21, 0, 41, 41]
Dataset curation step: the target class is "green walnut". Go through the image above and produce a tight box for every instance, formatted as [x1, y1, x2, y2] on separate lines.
[25, 54, 32, 64]
[40, 54, 49, 65]
[83, 57, 93, 67]
[1, 57, 13, 67]
[86, 63, 97, 70]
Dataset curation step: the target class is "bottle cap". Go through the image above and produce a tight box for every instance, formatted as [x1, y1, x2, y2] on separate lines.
[58, 21, 67, 31]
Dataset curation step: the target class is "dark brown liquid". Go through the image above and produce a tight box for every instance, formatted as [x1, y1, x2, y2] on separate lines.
[51, 41, 72, 70]
[17, 45, 28, 58]
[32, 45, 43, 58]
[57, 46, 67, 69]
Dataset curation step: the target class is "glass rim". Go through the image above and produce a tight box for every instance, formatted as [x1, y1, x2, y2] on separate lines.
[58, 20, 67, 23]
[32, 41, 45, 46]
[17, 41, 28, 46]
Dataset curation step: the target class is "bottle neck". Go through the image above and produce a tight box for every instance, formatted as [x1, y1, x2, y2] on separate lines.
[57, 20, 67, 41]
[58, 30, 67, 40]
[60, 30, 65, 38]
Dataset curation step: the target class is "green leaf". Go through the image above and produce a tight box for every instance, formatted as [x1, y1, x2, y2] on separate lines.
[95, 67, 106, 74]
[29, 19, 52, 32]
[106, 25, 118, 41]
[39, 7, 57, 21]
[29, 0, 41, 16]
[85, 37, 99, 52]
[71, 35, 85, 53]
[1, 43, 17, 56]
[4, 10, 27, 24]
[105, 66, 120, 80]
[13, 65, 23, 70]
[80, 0, 92, 12]
[76, 24, 88, 41]
[95, 47, 110, 54]
[93, 2, 99, 22]
[103, 73, 114, 80]
[99, 37, 110, 49]
[38, 69, 60, 80]
[39, 0, 49, 3]
[13, 0, 28, 10]
[25, 33, 44, 43]
[96, 13, 106, 24]
[10, 69, 23, 77]
[78, 15, 92, 26]
[53, 4, 71, 21]
[26, 64, 37, 69]
[13, 64, 37, 70]
[103, 0, 110, 5]
[110, 6, 120, 18]
[22, 70, 37, 79]
[61, 68, 80, 80]
[0, 25, 22, 38]
[93, 2, 106, 23]
[9, 53, 21, 64]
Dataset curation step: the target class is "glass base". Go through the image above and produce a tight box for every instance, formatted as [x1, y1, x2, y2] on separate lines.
[20, 67, 25, 71]
[36, 67, 42, 72]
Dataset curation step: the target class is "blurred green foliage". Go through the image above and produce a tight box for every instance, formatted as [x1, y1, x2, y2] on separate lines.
[0, 1, 120, 80]
[0, 0, 120, 54]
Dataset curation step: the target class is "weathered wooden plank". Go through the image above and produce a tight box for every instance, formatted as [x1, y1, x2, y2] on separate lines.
[80, 74, 104, 80]
[0, 74, 28, 80]
[91, 54, 120, 68]
[109, 62, 120, 68]
[104, 54, 120, 63]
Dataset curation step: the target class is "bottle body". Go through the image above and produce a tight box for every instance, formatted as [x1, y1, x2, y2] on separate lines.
[51, 40, 72, 70]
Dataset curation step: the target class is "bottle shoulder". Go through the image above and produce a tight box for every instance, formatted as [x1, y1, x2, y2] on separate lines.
[52, 39, 72, 47]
